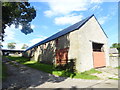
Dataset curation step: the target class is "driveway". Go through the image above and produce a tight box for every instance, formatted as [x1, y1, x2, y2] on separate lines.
[2, 57, 119, 89]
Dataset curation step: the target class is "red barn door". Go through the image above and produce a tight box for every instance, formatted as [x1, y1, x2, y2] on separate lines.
[56, 48, 69, 65]
[92, 42, 106, 68]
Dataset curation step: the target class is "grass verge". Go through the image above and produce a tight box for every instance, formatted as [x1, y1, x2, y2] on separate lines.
[116, 66, 120, 69]
[6, 56, 101, 80]
[108, 77, 120, 80]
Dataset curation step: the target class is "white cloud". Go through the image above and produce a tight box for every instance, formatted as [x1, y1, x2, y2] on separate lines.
[98, 16, 108, 25]
[18, 25, 22, 29]
[18, 24, 35, 29]
[44, 0, 90, 17]
[91, 0, 103, 3]
[90, 5, 100, 11]
[98, 10, 115, 25]
[54, 14, 83, 25]
[29, 35, 47, 46]
[2, 24, 36, 50]
[4, 25, 16, 41]
[31, 24, 35, 29]
[44, 0, 103, 17]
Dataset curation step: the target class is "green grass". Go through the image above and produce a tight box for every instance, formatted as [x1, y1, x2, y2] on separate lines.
[6, 56, 101, 80]
[108, 77, 120, 80]
[116, 66, 120, 69]
[1, 63, 8, 81]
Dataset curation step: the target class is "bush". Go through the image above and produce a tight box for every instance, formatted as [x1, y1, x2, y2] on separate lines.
[55, 58, 76, 73]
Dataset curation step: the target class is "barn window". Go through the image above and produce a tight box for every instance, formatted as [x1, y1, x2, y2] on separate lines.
[92, 42, 104, 52]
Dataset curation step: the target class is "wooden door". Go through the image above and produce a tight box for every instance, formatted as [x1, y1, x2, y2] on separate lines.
[93, 52, 106, 68]
[56, 48, 69, 65]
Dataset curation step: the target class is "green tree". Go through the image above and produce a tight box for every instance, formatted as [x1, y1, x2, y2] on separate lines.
[7, 42, 16, 49]
[2, 2, 36, 41]
[111, 43, 120, 53]
[21, 44, 29, 49]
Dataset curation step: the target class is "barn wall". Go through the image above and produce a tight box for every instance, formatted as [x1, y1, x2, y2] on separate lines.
[31, 40, 56, 64]
[56, 34, 70, 49]
[76, 16, 109, 72]
[23, 34, 70, 64]
[23, 16, 109, 72]
[68, 30, 80, 70]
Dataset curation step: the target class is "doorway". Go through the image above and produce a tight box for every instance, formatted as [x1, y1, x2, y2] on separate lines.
[92, 42, 106, 68]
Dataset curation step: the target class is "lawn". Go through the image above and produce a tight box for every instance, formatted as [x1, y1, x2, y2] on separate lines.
[116, 66, 120, 69]
[1, 62, 8, 81]
[6, 56, 101, 80]
[108, 77, 120, 80]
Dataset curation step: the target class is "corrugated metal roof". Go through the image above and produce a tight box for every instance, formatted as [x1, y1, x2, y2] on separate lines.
[25, 14, 94, 52]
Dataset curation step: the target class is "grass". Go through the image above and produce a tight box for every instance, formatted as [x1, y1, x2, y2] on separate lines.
[108, 77, 120, 80]
[116, 66, 120, 69]
[1, 63, 8, 81]
[6, 56, 101, 80]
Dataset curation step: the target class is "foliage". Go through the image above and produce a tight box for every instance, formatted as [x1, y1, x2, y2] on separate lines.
[2, 2, 36, 41]
[6, 56, 101, 80]
[21, 44, 29, 49]
[110, 43, 120, 53]
[55, 59, 76, 73]
[7, 42, 16, 49]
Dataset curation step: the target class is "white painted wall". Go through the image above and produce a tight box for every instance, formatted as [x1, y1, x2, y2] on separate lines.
[69, 16, 109, 72]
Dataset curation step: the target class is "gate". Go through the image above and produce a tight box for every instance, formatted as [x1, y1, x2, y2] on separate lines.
[93, 52, 106, 68]
[56, 48, 69, 65]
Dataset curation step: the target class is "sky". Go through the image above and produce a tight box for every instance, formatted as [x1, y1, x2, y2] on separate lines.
[2, 0, 118, 50]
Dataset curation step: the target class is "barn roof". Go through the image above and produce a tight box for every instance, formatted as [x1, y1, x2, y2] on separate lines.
[25, 14, 107, 52]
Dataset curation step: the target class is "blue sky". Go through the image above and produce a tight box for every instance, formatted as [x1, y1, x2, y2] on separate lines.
[2, 1, 118, 49]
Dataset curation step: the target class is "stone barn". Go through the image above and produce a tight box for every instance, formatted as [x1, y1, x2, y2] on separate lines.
[23, 14, 109, 72]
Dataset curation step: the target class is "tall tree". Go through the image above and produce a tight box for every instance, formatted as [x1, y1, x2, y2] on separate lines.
[7, 42, 16, 49]
[1, 2, 36, 41]
[21, 44, 29, 49]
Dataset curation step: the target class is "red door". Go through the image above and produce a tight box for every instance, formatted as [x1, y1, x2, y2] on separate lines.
[56, 48, 69, 65]
[93, 52, 106, 68]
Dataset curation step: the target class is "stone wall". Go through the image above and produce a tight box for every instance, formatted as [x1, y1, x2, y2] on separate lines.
[109, 56, 119, 67]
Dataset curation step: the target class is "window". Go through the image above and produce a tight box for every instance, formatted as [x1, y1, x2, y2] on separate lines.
[92, 42, 104, 52]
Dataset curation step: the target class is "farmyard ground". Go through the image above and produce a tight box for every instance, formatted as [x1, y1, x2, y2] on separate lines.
[2, 57, 119, 89]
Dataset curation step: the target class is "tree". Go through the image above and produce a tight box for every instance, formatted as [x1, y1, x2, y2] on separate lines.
[111, 43, 120, 53]
[21, 44, 29, 49]
[1, 2, 36, 41]
[7, 42, 16, 49]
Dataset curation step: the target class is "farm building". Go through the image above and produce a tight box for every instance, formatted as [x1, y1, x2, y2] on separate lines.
[23, 14, 109, 72]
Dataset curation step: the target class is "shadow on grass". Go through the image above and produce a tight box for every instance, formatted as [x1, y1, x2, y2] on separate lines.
[3, 56, 100, 89]
[2, 56, 68, 89]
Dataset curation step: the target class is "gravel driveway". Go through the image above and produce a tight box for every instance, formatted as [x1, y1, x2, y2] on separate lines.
[2, 57, 66, 89]
[2, 57, 118, 89]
